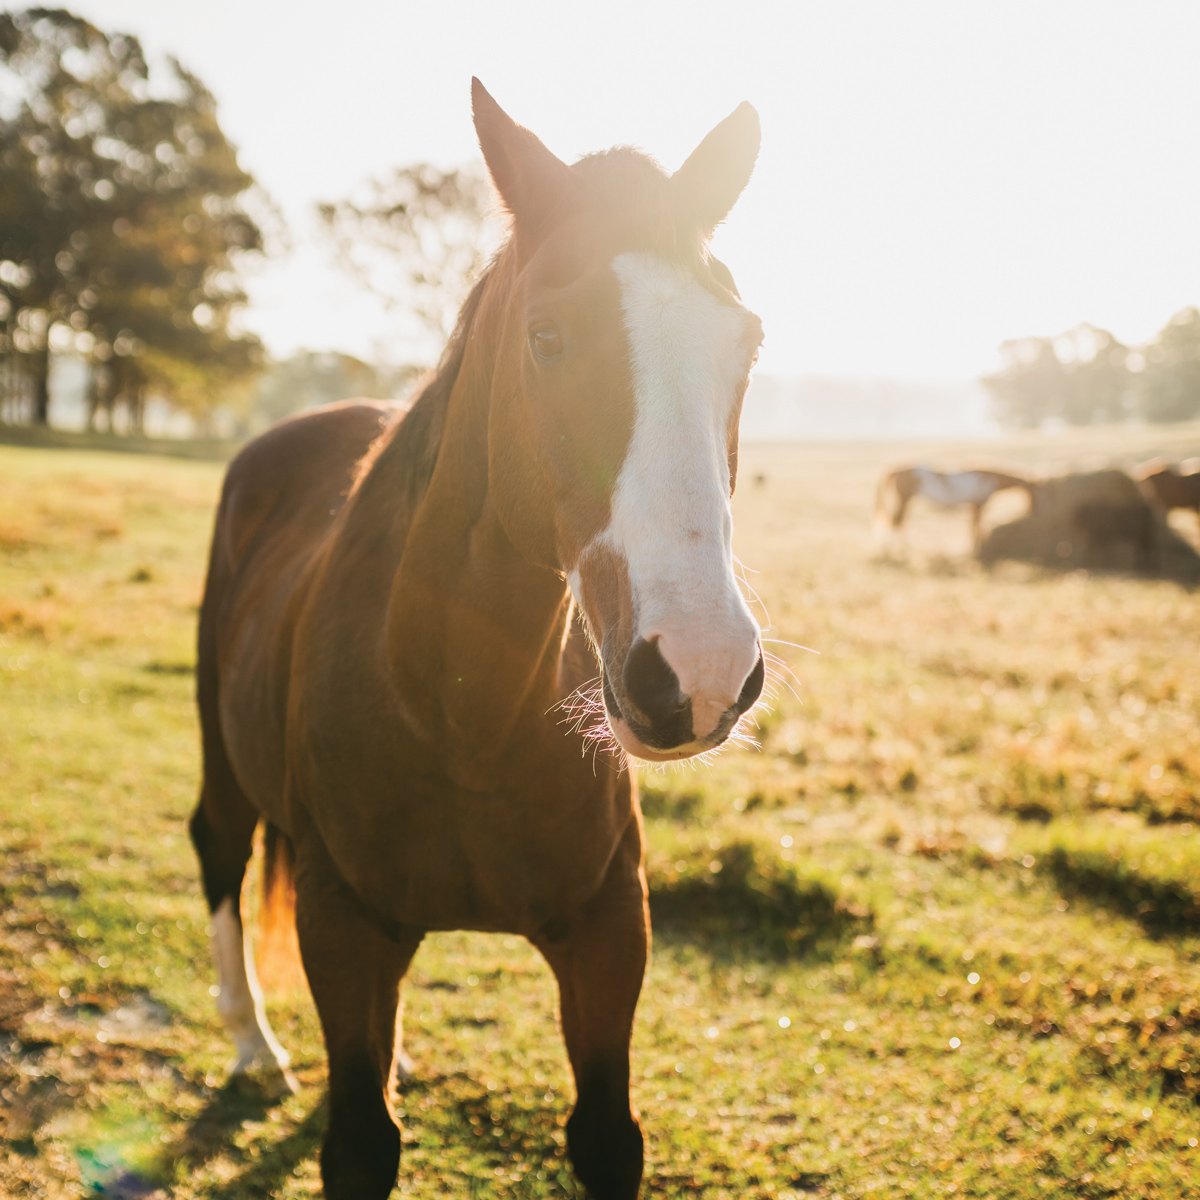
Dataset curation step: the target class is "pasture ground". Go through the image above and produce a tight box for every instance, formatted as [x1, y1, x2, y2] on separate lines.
[2, 422, 1200, 1199]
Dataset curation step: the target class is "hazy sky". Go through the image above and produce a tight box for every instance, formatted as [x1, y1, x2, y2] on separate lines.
[66, 1, 1200, 378]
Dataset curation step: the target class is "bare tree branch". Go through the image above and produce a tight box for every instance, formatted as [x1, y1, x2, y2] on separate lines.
[318, 163, 502, 350]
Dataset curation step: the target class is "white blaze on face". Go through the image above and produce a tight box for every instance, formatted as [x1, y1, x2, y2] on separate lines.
[606, 251, 760, 740]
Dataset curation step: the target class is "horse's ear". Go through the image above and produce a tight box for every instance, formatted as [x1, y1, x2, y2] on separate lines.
[670, 102, 760, 234]
[471, 78, 576, 233]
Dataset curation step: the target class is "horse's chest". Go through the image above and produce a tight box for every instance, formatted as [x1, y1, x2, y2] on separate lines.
[311, 762, 629, 935]
[458, 801, 623, 924]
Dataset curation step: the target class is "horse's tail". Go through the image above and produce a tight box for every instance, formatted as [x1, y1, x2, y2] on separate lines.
[873, 469, 899, 537]
[256, 820, 304, 992]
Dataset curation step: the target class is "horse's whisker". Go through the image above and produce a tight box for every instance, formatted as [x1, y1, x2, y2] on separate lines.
[761, 637, 819, 655]
[760, 650, 803, 701]
[732, 554, 771, 627]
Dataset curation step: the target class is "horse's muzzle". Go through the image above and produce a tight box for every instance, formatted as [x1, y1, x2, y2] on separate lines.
[603, 638, 765, 761]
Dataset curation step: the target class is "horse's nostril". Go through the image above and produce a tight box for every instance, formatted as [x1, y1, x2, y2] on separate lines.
[623, 637, 683, 719]
[621, 637, 693, 748]
[736, 653, 765, 714]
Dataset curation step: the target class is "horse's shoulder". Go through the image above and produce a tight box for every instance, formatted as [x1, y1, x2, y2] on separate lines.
[218, 401, 402, 571]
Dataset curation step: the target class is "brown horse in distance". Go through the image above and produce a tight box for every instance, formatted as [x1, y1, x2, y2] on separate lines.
[190, 80, 766, 1200]
[875, 465, 1034, 548]
[1135, 458, 1200, 537]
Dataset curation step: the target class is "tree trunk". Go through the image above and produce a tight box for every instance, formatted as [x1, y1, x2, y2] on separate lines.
[31, 344, 50, 425]
[130, 385, 145, 435]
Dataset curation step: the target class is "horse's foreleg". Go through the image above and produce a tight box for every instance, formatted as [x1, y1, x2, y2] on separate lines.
[294, 834, 423, 1200]
[536, 827, 648, 1200]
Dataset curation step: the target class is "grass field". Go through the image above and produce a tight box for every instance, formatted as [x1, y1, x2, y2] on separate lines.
[2, 422, 1200, 1199]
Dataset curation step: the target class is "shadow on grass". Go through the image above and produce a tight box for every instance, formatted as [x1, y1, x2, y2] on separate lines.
[1045, 845, 1200, 937]
[648, 840, 872, 959]
[161, 1075, 319, 1189]
[219, 1097, 326, 1197]
[143, 659, 195, 675]
[171, 1078, 578, 1196]
[396, 1074, 578, 1193]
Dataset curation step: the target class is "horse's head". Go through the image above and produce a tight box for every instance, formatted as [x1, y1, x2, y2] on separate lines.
[473, 80, 764, 762]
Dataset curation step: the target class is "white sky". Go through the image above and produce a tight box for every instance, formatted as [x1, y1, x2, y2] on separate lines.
[67, 0, 1200, 378]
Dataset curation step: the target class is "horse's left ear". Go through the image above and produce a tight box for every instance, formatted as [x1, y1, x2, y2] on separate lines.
[670, 102, 760, 234]
[471, 78, 576, 234]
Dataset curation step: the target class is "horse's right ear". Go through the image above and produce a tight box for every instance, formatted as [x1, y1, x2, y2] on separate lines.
[472, 78, 576, 234]
[670, 101, 760, 235]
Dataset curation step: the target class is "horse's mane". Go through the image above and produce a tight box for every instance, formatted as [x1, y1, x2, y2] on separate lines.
[348, 259, 497, 516]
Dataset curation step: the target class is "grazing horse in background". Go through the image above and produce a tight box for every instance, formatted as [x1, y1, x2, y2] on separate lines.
[190, 79, 765, 1200]
[875, 465, 1034, 548]
[1072, 501, 1157, 571]
[1135, 458, 1200, 536]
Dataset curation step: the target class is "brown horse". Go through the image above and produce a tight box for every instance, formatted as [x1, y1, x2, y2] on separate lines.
[1135, 458, 1200, 534]
[190, 80, 765, 1200]
[875, 464, 1034, 547]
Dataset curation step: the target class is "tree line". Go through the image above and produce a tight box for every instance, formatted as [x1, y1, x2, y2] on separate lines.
[983, 310, 1200, 429]
[10, 9, 1195, 438]
[0, 8, 267, 430]
[0, 7, 495, 435]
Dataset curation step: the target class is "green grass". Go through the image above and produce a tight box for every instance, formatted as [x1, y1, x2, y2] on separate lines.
[2, 425, 1200, 1197]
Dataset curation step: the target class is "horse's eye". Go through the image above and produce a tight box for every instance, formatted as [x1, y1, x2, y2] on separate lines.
[531, 327, 563, 362]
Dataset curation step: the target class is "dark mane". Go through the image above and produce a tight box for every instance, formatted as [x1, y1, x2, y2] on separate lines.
[348, 259, 496, 513]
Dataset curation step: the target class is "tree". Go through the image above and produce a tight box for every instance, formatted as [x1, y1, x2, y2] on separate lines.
[1138, 307, 1200, 423]
[251, 350, 422, 429]
[318, 163, 500, 356]
[1055, 324, 1131, 425]
[0, 8, 265, 426]
[983, 324, 1131, 428]
[983, 336, 1066, 428]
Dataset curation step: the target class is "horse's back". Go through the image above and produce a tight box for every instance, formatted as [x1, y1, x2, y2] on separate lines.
[215, 400, 399, 574]
[202, 400, 401, 813]
[912, 467, 980, 506]
[912, 465, 1027, 507]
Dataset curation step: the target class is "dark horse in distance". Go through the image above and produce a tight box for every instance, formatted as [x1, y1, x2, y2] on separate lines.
[190, 80, 766, 1199]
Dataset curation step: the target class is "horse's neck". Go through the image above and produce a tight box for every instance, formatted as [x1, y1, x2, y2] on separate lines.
[382, 311, 573, 767]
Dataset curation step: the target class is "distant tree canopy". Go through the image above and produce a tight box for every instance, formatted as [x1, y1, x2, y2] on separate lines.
[251, 350, 422, 429]
[1140, 307, 1200, 425]
[984, 310, 1200, 428]
[318, 163, 500, 353]
[0, 7, 265, 427]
